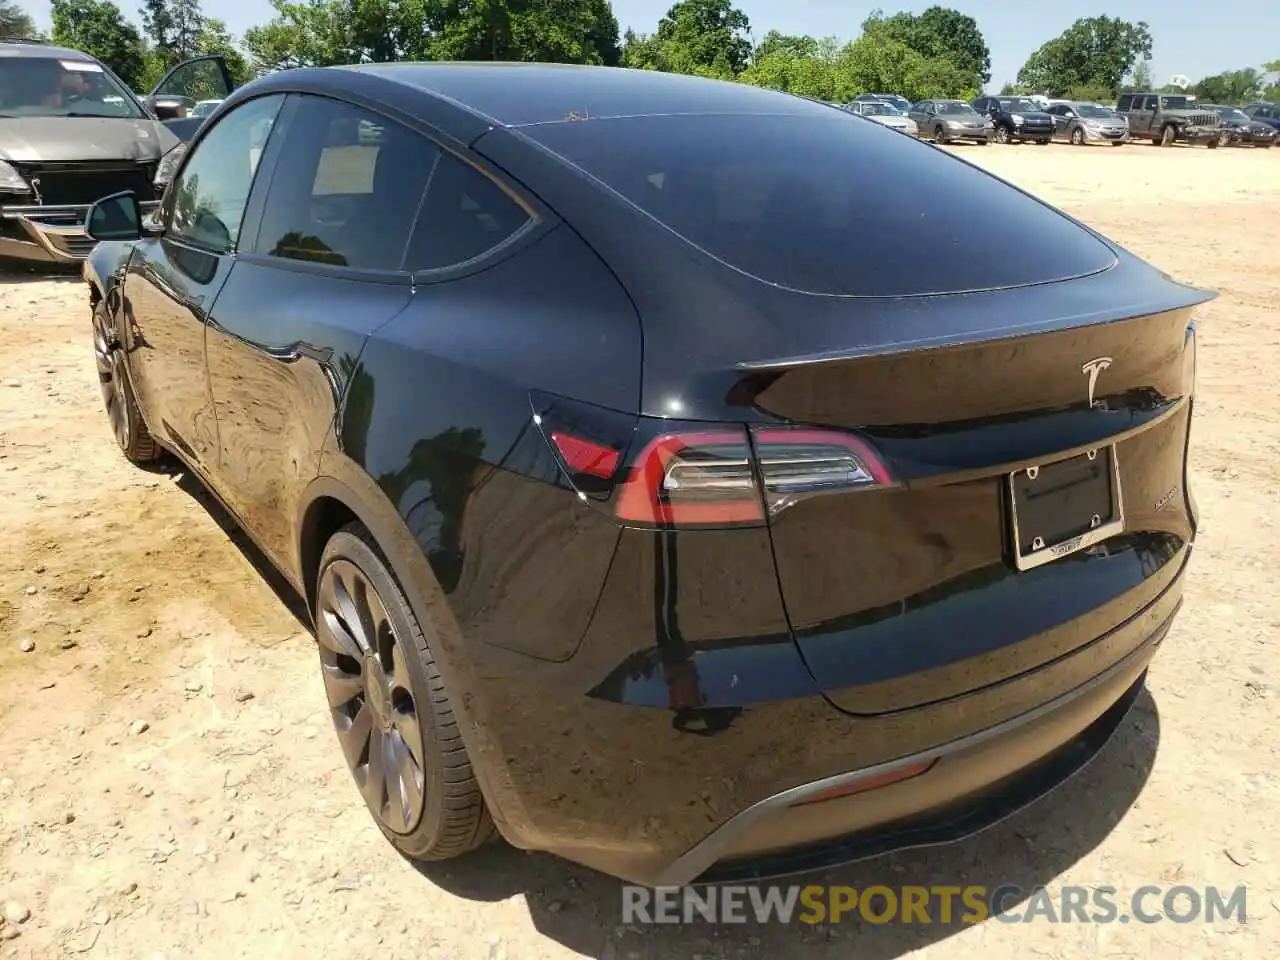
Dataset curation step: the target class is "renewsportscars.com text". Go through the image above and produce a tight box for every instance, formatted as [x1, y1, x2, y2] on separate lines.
[622, 884, 1248, 925]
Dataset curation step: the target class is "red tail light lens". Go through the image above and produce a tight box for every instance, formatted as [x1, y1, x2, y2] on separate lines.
[549, 431, 621, 479]
[614, 425, 892, 527]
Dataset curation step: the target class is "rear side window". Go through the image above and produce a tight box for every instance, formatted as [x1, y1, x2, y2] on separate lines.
[524, 113, 1114, 298]
[253, 95, 438, 271]
[405, 153, 531, 271]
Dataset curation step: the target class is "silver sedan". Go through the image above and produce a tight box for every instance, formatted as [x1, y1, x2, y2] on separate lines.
[845, 100, 919, 137]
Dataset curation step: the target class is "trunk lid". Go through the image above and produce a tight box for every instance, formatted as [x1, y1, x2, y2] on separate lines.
[756, 305, 1200, 715]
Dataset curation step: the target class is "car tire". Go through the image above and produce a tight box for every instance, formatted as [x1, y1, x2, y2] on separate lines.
[933, 124, 948, 144]
[1070, 128, 1086, 146]
[1217, 132, 1231, 148]
[993, 125, 1011, 144]
[315, 523, 497, 861]
[1206, 138, 1219, 149]
[92, 301, 159, 464]
[1160, 125, 1177, 147]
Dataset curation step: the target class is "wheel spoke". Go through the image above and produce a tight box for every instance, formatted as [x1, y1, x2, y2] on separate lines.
[363, 728, 388, 814]
[322, 565, 370, 654]
[318, 607, 362, 659]
[391, 708, 424, 769]
[320, 660, 363, 709]
[387, 729, 422, 831]
[336, 702, 373, 769]
[389, 641, 412, 689]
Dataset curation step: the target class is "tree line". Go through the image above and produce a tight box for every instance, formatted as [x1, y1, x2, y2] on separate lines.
[1, 0, 1278, 105]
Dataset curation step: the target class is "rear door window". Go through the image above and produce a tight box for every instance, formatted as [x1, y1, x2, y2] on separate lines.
[523, 112, 1113, 298]
[252, 95, 438, 271]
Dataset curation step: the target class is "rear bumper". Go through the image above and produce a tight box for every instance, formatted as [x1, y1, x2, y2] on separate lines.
[464, 533, 1187, 887]
[680, 623, 1161, 884]
[0, 201, 159, 263]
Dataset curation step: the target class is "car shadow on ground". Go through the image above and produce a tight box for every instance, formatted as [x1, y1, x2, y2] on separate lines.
[163, 456, 1162, 959]
[413, 694, 1160, 958]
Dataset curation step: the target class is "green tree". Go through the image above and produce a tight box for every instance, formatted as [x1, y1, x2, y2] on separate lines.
[753, 30, 818, 63]
[622, 0, 751, 78]
[1016, 16, 1152, 98]
[0, 0, 36, 38]
[1121, 60, 1153, 93]
[1193, 68, 1263, 104]
[864, 6, 990, 87]
[50, 0, 145, 87]
[246, 0, 620, 72]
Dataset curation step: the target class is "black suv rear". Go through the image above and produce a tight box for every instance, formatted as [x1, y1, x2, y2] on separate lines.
[972, 95, 1055, 144]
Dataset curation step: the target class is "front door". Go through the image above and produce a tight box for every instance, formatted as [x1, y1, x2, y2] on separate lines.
[122, 92, 286, 473]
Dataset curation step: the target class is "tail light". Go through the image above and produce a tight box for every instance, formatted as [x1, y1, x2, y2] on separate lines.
[532, 393, 894, 528]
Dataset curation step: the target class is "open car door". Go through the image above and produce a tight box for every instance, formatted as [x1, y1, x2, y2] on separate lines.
[142, 55, 236, 142]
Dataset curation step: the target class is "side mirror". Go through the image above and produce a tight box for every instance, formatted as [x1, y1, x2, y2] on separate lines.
[86, 191, 143, 242]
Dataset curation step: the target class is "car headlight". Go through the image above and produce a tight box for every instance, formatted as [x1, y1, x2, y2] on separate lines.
[1011, 114, 1024, 124]
[154, 143, 188, 189]
[0, 159, 31, 195]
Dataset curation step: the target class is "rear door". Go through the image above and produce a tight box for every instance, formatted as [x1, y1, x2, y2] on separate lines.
[202, 93, 424, 570]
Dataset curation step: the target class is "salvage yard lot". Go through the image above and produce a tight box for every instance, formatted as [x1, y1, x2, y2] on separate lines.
[0, 144, 1278, 959]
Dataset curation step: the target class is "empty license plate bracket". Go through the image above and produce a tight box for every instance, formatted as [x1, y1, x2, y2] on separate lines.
[1009, 446, 1124, 571]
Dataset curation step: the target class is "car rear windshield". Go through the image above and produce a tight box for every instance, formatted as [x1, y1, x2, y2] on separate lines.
[523, 112, 1114, 297]
[0, 56, 143, 119]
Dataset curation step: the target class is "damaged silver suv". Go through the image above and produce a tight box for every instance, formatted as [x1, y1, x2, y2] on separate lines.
[0, 40, 230, 265]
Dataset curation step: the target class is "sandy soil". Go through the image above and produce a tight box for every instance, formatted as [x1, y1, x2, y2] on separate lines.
[1, 143, 1278, 959]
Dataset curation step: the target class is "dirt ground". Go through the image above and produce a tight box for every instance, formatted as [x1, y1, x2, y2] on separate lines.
[1, 143, 1278, 959]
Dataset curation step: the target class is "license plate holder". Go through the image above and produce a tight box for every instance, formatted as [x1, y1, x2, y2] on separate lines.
[1008, 446, 1124, 571]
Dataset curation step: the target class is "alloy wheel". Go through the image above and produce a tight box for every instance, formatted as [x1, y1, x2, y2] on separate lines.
[93, 311, 130, 450]
[317, 558, 427, 835]
[994, 125, 1010, 144]
[1071, 128, 1085, 145]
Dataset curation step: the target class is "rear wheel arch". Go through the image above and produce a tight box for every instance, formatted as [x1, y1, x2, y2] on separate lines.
[294, 471, 515, 835]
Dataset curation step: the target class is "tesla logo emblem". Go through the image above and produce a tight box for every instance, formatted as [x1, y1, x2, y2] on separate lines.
[1081, 357, 1113, 408]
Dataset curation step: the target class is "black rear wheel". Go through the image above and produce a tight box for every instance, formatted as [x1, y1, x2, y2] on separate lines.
[316, 524, 496, 859]
[92, 301, 159, 463]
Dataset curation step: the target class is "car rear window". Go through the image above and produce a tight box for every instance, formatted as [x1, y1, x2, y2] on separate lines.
[522, 113, 1114, 297]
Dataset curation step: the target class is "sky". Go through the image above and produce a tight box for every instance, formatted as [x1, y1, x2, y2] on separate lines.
[26, 0, 1280, 91]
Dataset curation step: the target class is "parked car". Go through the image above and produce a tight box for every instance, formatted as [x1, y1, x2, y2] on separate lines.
[1241, 101, 1280, 136]
[190, 98, 224, 118]
[84, 62, 1208, 887]
[972, 95, 1054, 144]
[853, 92, 913, 113]
[1199, 105, 1276, 147]
[909, 99, 992, 144]
[0, 40, 232, 264]
[1045, 101, 1130, 145]
[845, 99, 918, 136]
[1115, 93, 1222, 147]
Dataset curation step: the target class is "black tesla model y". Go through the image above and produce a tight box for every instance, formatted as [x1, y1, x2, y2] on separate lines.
[83, 63, 1210, 886]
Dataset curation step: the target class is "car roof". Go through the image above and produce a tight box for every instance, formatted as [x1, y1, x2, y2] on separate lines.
[0, 41, 98, 62]
[335, 62, 827, 128]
